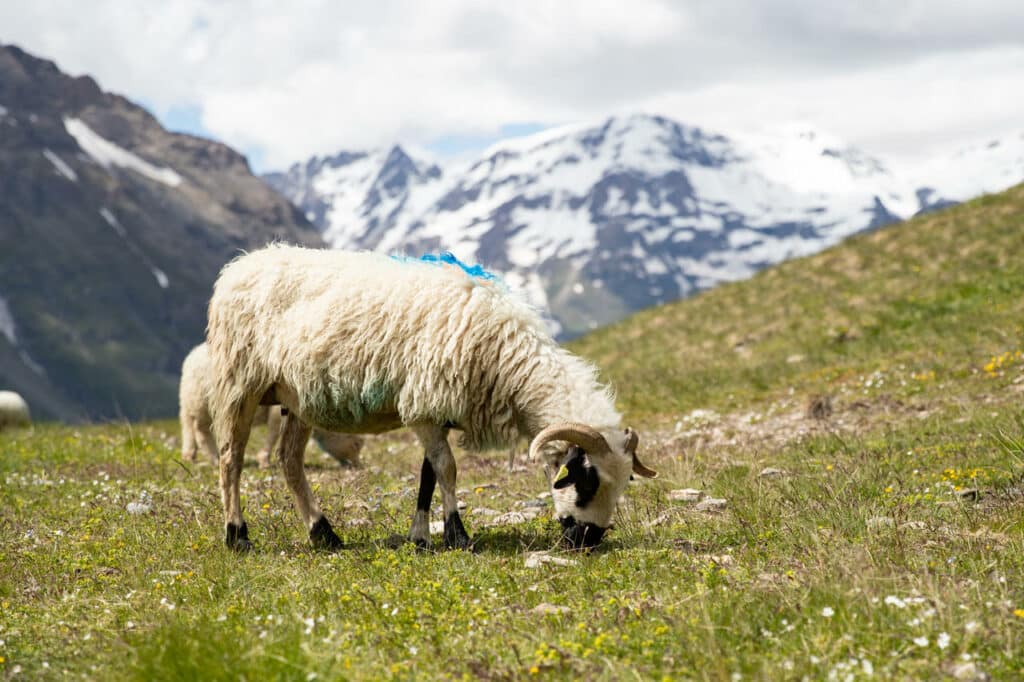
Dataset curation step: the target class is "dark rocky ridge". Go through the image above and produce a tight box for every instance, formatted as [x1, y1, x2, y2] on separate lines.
[0, 44, 323, 421]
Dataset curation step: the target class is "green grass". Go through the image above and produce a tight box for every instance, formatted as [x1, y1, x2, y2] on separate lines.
[2, 186, 1024, 679]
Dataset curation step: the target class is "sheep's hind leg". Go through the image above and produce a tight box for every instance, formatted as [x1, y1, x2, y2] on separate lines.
[408, 457, 437, 548]
[279, 412, 344, 551]
[218, 398, 258, 552]
[195, 422, 220, 466]
[414, 424, 470, 550]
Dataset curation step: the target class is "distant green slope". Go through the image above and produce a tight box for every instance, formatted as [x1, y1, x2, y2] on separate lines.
[573, 184, 1024, 419]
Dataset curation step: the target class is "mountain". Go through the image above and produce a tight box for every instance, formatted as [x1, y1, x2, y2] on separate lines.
[265, 115, 1024, 339]
[0, 44, 323, 421]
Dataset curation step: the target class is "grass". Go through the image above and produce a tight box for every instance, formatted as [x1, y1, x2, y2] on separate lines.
[2, 185, 1024, 679]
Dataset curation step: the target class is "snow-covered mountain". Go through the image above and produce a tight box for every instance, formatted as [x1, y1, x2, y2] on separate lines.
[265, 114, 1024, 338]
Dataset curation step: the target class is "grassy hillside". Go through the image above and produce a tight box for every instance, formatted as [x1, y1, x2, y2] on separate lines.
[574, 184, 1024, 421]
[1, 186, 1023, 680]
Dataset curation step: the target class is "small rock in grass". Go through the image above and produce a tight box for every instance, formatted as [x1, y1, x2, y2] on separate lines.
[470, 507, 500, 517]
[644, 512, 673, 528]
[668, 488, 703, 502]
[519, 498, 549, 508]
[900, 521, 928, 531]
[457, 500, 467, 511]
[487, 509, 540, 526]
[525, 552, 578, 568]
[758, 467, 788, 478]
[429, 521, 444, 535]
[699, 554, 734, 566]
[537, 491, 552, 500]
[786, 354, 805, 364]
[866, 516, 895, 529]
[694, 497, 727, 513]
[957, 488, 981, 501]
[530, 603, 570, 616]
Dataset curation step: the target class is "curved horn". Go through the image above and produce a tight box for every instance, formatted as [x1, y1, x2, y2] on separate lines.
[529, 422, 612, 461]
[624, 427, 658, 478]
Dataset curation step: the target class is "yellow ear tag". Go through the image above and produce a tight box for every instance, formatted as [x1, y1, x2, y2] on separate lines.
[554, 465, 570, 483]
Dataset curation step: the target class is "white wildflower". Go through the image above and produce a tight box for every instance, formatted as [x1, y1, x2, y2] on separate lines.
[937, 632, 950, 650]
[913, 636, 929, 647]
[821, 606, 835, 618]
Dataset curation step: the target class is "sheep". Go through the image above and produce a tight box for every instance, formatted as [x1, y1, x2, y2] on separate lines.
[179, 342, 362, 468]
[0, 390, 31, 430]
[206, 245, 658, 552]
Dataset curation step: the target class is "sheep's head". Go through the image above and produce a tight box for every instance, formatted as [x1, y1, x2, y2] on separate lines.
[530, 424, 657, 549]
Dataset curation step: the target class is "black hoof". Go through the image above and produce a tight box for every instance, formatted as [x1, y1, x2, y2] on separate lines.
[309, 516, 344, 551]
[225, 521, 252, 552]
[410, 535, 432, 551]
[443, 512, 473, 550]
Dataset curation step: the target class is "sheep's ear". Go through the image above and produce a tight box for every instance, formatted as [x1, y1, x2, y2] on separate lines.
[553, 446, 584, 489]
[624, 427, 657, 479]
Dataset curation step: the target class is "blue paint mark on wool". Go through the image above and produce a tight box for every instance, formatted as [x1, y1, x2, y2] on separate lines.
[391, 252, 501, 283]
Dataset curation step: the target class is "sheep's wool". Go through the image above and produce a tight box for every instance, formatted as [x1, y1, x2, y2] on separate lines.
[207, 245, 619, 451]
[0, 390, 31, 429]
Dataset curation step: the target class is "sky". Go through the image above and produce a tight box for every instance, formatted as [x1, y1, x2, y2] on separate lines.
[2, 0, 1022, 172]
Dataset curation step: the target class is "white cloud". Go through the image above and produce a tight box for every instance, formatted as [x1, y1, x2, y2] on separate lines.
[1, 0, 1022, 169]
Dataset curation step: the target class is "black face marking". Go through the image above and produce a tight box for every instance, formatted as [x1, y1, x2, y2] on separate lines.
[416, 458, 437, 513]
[225, 521, 252, 552]
[559, 515, 607, 549]
[309, 516, 344, 551]
[443, 511, 472, 550]
[553, 446, 601, 509]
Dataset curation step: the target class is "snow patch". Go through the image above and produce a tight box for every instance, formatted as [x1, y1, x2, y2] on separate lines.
[151, 268, 169, 289]
[64, 118, 182, 187]
[42, 149, 77, 182]
[99, 208, 127, 238]
[19, 350, 45, 376]
[0, 296, 17, 345]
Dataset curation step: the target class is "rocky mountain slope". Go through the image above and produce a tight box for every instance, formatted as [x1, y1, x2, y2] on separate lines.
[0, 44, 323, 421]
[266, 115, 1023, 338]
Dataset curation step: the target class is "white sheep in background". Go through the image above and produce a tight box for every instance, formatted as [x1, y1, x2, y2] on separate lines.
[179, 342, 362, 468]
[206, 246, 656, 552]
[0, 390, 31, 430]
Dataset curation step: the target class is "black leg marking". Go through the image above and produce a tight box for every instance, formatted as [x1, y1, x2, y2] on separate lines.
[309, 516, 344, 551]
[417, 458, 437, 512]
[443, 511, 472, 550]
[225, 521, 252, 552]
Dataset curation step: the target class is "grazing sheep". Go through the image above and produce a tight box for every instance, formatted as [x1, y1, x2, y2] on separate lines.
[206, 246, 657, 552]
[0, 390, 31, 430]
[179, 343, 362, 467]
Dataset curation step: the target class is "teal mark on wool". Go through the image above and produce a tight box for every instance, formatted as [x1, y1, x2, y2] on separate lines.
[390, 252, 501, 283]
[305, 378, 396, 429]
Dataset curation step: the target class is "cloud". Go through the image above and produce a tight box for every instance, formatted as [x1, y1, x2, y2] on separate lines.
[1, 0, 1022, 169]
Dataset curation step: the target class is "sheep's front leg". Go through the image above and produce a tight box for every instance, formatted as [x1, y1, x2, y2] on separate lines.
[414, 424, 471, 550]
[279, 412, 344, 551]
[408, 457, 437, 548]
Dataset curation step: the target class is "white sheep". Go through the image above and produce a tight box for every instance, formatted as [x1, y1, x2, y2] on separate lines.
[0, 390, 31, 430]
[179, 342, 362, 468]
[206, 246, 657, 552]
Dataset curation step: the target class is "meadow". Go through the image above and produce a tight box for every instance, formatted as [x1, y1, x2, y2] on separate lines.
[2, 185, 1024, 680]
